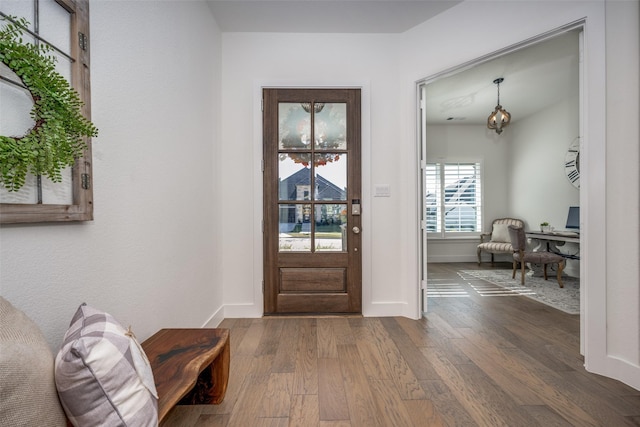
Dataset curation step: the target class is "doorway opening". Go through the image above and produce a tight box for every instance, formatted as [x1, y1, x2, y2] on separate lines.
[417, 24, 584, 325]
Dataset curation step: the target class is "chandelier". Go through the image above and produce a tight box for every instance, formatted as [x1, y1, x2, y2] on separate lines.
[280, 102, 341, 167]
[300, 102, 324, 113]
[487, 78, 511, 134]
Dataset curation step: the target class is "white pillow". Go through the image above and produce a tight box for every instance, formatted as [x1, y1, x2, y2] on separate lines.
[55, 303, 158, 427]
[491, 223, 511, 243]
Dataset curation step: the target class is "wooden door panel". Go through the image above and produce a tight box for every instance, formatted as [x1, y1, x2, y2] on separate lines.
[276, 294, 350, 313]
[280, 268, 346, 293]
[263, 88, 361, 315]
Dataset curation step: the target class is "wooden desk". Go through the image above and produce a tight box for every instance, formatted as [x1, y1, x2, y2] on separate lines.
[526, 230, 579, 244]
[526, 231, 580, 259]
[142, 328, 230, 423]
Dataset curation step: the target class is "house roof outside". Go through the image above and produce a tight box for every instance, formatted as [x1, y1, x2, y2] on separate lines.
[279, 167, 346, 202]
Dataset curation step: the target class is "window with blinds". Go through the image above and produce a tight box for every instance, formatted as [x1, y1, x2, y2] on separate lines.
[425, 162, 482, 235]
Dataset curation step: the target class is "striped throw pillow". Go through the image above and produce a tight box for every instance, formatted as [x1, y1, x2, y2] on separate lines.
[54, 304, 158, 427]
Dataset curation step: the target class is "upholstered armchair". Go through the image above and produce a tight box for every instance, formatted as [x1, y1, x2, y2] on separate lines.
[508, 225, 565, 287]
[477, 218, 524, 265]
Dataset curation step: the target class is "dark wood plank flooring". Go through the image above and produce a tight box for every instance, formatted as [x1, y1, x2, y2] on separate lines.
[162, 262, 640, 426]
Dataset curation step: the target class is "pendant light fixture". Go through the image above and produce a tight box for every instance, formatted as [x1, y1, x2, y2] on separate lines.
[487, 77, 511, 134]
[301, 102, 325, 113]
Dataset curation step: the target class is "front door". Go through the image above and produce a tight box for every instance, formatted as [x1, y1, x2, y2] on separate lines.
[263, 88, 362, 314]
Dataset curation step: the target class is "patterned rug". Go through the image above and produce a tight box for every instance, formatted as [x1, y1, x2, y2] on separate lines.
[459, 269, 580, 315]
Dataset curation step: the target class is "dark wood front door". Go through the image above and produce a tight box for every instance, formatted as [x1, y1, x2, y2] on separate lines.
[263, 88, 362, 314]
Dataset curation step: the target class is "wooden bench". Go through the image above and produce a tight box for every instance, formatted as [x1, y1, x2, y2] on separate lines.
[141, 328, 230, 423]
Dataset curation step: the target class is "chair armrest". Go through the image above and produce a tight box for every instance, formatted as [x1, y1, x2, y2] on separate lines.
[479, 233, 491, 243]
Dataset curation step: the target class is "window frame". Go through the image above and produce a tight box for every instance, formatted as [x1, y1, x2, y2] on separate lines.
[425, 160, 483, 238]
[0, 0, 93, 224]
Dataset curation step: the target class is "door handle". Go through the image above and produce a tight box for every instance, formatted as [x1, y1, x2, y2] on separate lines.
[352, 226, 360, 234]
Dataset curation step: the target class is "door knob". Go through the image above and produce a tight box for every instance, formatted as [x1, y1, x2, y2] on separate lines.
[352, 226, 360, 234]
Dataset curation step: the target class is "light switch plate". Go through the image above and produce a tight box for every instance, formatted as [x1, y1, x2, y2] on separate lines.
[374, 184, 391, 197]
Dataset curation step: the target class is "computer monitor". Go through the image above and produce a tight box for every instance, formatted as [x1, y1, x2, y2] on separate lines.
[566, 206, 580, 229]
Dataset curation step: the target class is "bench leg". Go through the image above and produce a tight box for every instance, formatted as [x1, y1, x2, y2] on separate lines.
[210, 333, 230, 404]
[178, 335, 230, 405]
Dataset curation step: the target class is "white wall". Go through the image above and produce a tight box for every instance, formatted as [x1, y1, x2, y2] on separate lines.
[509, 97, 580, 230]
[0, 0, 223, 350]
[219, 32, 418, 317]
[602, 0, 640, 382]
[425, 124, 510, 263]
[0, 0, 637, 391]
[399, 0, 638, 389]
[425, 97, 580, 268]
[218, 0, 638, 389]
[509, 97, 581, 276]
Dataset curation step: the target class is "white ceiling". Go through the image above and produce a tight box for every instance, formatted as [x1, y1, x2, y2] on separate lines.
[206, 1, 580, 126]
[206, 0, 462, 33]
[424, 30, 581, 125]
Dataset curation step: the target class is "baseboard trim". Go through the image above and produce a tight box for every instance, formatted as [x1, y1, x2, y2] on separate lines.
[202, 305, 225, 328]
[223, 303, 263, 318]
[219, 302, 419, 319]
[363, 301, 419, 319]
[428, 254, 514, 263]
[585, 354, 640, 391]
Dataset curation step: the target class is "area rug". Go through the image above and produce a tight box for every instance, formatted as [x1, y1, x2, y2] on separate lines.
[460, 269, 580, 315]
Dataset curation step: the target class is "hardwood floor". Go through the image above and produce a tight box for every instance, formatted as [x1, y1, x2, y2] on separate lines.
[162, 263, 640, 426]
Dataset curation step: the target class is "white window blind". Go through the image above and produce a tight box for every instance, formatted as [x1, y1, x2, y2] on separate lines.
[425, 162, 482, 235]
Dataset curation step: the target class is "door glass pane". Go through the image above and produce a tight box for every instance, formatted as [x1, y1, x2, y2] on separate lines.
[314, 204, 347, 252]
[279, 154, 310, 201]
[315, 153, 346, 201]
[279, 103, 311, 150]
[314, 103, 346, 150]
[279, 204, 311, 252]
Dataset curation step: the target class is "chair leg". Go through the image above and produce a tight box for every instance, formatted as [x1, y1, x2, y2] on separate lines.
[556, 259, 565, 288]
[520, 260, 526, 285]
[543, 264, 548, 281]
[512, 260, 517, 279]
[477, 248, 482, 265]
[490, 253, 495, 266]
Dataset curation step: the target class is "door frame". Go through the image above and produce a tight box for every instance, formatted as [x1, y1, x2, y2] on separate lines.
[417, 20, 587, 317]
[244, 80, 372, 318]
[414, 17, 639, 387]
[262, 88, 362, 314]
